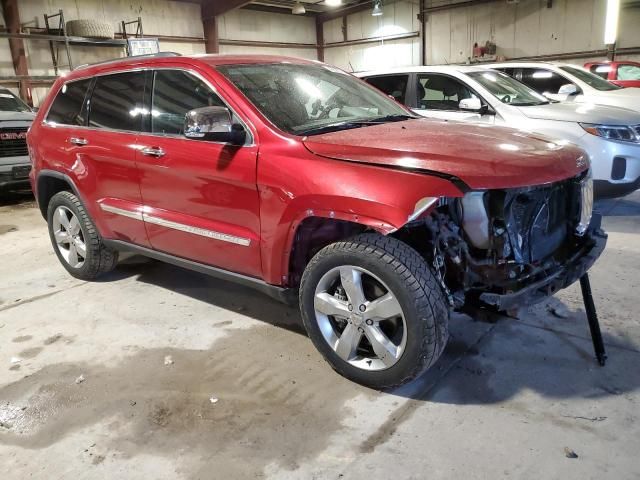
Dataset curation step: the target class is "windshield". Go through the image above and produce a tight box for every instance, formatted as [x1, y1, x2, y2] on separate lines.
[618, 64, 640, 81]
[467, 70, 549, 106]
[560, 66, 621, 91]
[0, 90, 31, 112]
[217, 63, 412, 135]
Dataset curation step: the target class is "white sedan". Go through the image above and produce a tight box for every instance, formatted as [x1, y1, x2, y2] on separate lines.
[486, 62, 640, 111]
[357, 65, 640, 198]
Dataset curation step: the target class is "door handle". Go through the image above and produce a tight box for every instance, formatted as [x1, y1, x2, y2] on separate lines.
[141, 146, 166, 158]
[69, 137, 88, 146]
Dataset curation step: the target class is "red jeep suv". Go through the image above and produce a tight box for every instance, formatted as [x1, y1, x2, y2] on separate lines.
[28, 53, 606, 388]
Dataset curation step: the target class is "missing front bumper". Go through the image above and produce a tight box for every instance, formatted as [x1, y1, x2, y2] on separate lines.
[477, 214, 607, 311]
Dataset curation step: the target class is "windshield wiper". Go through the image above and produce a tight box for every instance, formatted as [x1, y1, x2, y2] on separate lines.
[511, 101, 550, 106]
[297, 114, 415, 136]
[297, 121, 369, 136]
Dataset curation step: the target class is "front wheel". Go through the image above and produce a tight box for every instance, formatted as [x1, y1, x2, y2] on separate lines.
[300, 233, 449, 389]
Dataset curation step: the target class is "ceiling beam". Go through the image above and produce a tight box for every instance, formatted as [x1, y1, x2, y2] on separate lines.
[1, 0, 31, 105]
[201, 0, 253, 19]
[317, 1, 374, 23]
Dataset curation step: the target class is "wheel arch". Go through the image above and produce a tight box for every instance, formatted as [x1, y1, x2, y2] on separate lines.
[35, 170, 84, 219]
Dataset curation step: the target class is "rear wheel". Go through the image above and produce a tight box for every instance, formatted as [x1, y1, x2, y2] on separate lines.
[47, 191, 118, 280]
[300, 233, 449, 389]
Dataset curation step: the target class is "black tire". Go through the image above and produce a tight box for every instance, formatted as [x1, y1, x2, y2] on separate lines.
[300, 233, 449, 389]
[47, 191, 118, 280]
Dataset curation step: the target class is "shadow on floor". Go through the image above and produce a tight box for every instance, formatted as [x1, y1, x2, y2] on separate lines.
[102, 253, 640, 408]
[0, 189, 35, 208]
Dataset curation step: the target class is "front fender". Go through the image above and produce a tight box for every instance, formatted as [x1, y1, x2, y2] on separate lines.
[258, 148, 464, 285]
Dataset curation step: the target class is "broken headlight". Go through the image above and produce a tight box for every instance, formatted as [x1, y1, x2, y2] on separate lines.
[576, 170, 593, 236]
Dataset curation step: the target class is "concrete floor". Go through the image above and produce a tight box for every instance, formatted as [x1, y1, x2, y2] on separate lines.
[1, 190, 639, 480]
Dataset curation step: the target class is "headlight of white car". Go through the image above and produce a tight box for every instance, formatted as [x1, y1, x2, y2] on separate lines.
[576, 170, 593, 237]
[580, 123, 640, 143]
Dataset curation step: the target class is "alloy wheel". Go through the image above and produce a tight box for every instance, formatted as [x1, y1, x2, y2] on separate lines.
[313, 265, 407, 371]
[52, 205, 86, 268]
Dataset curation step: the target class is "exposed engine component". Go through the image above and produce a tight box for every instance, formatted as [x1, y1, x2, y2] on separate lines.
[460, 191, 489, 249]
[405, 174, 596, 311]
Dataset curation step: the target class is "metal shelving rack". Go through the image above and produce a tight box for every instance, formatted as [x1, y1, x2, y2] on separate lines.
[0, 10, 141, 92]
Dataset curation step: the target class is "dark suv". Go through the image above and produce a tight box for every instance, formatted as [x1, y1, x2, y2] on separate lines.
[28, 54, 606, 388]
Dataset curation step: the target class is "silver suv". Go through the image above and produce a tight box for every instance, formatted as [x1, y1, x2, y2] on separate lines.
[0, 87, 35, 191]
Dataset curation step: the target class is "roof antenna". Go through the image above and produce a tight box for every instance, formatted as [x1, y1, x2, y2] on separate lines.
[349, 61, 355, 72]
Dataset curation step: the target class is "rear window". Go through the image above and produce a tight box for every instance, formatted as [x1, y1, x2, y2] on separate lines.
[89, 72, 146, 131]
[46, 79, 92, 125]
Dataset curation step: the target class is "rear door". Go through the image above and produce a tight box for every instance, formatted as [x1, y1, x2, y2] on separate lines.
[135, 68, 262, 278]
[82, 71, 150, 246]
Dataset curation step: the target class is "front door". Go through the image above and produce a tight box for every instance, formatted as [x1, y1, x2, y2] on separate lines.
[135, 69, 262, 278]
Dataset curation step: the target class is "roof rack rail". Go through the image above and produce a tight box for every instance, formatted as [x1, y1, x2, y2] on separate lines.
[74, 52, 182, 71]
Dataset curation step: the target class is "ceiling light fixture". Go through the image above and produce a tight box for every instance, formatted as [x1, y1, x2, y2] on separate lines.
[325, 0, 342, 7]
[604, 0, 620, 45]
[292, 1, 306, 14]
[372, 0, 383, 16]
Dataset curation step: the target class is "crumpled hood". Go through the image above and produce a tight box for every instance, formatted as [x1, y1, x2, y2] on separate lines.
[302, 118, 587, 190]
[518, 101, 640, 125]
[0, 110, 35, 123]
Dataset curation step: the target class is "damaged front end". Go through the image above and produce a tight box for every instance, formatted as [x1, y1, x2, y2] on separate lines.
[398, 171, 607, 312]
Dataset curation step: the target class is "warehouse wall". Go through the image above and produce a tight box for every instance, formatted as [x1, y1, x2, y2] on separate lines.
[424, 0, 640, 65]
[324, 0, 421, 72]
[217, 8, 317, 60]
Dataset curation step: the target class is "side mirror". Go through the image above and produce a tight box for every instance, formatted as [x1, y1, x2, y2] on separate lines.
[558, 83, 578, 96]
[184, 106, 246, 145]
[459, 97, 489, 114]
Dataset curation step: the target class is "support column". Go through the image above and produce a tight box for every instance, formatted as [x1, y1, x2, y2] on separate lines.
[316, 17, 324, 62]
[201, 1, 252, 55]
[1, 0, 32, 105]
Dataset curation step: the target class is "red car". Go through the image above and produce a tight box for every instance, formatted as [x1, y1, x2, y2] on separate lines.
[585, 61, 640, 88]
[28, 53, 605, 388]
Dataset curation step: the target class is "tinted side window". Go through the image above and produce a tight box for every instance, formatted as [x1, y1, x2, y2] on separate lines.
[519, 68, 570, 95]
[89, 72, 145, 131]
[152, 70, 225, 135]
[416, 74, 478, 111]
[364, 75, 409, 104]
[47, 79, 92, 125]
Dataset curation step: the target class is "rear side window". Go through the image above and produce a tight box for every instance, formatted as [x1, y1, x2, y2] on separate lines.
[151, 70, 225, 135]
[47, 79, 92, 125]
[89, 72, 146, 131]
[364, 75, 409, 104]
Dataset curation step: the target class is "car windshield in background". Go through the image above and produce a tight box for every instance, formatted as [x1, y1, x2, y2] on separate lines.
[618, 64, 640, 81]
[560, 66, 621, 91]
[217, 63, 413, 135]
[0, 90, 32, 112]
[468, 71, 549, 106]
